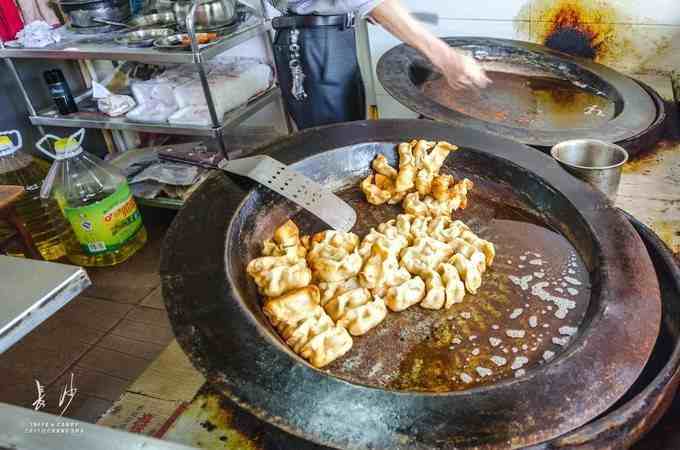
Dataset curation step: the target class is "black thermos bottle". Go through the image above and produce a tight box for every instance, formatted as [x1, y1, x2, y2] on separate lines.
[44, 69, 78, 115]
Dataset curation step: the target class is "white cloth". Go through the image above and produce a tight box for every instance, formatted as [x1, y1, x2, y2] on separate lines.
[15, 21, 60, 48]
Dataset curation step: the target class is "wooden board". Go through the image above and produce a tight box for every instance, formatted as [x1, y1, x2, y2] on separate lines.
[96, 340, 204, 436]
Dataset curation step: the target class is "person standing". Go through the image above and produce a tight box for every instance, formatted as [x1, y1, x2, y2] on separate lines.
[270, 0, 490, 130]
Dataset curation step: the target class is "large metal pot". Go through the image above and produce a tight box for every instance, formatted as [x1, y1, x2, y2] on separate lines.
[173, 0, 237, 31]
[58, 0, 130, 28]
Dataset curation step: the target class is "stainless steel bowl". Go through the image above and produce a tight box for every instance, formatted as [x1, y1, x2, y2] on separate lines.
[128, 11, 176, 28]
[173, 0, 237, 31]
[551, 139, 629, 202]
[58, 0, 131, 28]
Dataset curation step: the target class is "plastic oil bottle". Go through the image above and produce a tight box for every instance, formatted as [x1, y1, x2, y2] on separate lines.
[0, 130, 72, 260]
[37, 129, 147, 267]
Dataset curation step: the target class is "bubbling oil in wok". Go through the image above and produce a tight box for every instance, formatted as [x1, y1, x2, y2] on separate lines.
[421, 70, 616, 130]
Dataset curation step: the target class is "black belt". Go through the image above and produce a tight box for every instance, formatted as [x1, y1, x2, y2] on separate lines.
[272, 13, 355, 30]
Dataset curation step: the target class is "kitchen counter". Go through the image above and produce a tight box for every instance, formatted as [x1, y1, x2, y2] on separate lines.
[0, 255, 90, 354]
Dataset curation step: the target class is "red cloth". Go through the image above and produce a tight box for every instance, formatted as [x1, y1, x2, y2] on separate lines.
[0, 0, 23, 41]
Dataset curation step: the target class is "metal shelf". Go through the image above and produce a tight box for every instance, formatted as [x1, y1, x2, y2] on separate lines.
[0, 20, 270, 64]
[1, 0, 293, 155]
[29, 86, 282, 137]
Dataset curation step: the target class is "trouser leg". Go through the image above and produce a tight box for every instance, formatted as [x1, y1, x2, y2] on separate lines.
[273, 25, 366, 130]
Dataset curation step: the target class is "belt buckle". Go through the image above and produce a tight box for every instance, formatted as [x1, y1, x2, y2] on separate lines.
[343, 12, 355, 30]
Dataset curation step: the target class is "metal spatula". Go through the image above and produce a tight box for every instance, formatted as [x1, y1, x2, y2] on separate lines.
[218, 155, 357, 232]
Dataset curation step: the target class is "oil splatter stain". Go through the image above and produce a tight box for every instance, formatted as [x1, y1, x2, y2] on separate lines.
[168, 392, 265, 450]
[515, 0, 630, 63]
[651, 220, 680, 254]
[623, 141, 678, 174]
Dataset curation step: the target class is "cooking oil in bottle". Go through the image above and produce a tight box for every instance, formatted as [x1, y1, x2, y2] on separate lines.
[0, 130, 72, 260]
[37, 129, 147, 267]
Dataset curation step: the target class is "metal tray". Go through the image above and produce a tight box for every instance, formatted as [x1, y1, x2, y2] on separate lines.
[161, 120, 661, 449]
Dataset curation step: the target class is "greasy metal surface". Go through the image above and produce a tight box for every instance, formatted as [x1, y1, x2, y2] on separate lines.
[159, 215, 680, 450]
[421, 74, 615, 131]
[533, 214, 680, 449]
[312, 187, 590, 392]
[617, 80, 667, 156]
[219, 156, 357, 232]
[377, 37, 659, 153]
[161, 120, 661, 449]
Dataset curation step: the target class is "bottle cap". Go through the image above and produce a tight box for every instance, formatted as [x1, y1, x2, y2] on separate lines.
[0, 130, 22, 156]
[55, 137, 80, 154]
[0, 136, 11, 149]
[37, 129, 85, 160]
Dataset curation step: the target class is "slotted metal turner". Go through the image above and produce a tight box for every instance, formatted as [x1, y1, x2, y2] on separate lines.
[218, 155, 357, 232]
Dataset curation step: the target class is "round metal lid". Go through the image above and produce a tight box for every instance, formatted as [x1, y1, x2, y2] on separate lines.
[161, 120, 661, 449]
[377, 38, 659, 152]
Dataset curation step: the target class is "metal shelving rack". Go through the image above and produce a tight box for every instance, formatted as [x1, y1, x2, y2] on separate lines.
[0, 0, 290, 157]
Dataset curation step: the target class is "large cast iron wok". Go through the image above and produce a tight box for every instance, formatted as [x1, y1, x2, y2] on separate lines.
[161, 120, 661, 449]
[529, 215, 680, 449]
[377, 38, 662, 154]
[161, 215, 680, 449]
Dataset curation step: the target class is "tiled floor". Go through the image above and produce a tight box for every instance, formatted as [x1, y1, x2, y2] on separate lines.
[0, 207, 177, 423]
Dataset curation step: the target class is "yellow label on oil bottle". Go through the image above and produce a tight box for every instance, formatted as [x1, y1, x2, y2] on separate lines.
[63, 184, 142, 255]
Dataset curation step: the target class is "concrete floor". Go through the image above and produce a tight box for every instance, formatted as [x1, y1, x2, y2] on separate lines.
[0, 207, 177, 423]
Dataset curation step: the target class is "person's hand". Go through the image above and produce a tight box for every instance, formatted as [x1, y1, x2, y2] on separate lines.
[432, 45, 491, 91]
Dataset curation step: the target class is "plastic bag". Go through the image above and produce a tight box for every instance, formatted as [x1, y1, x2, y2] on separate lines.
[95, 82, 137, 118]
[127, 57, 273, 125]
[126, 101, 178, 124]
[98, 95, 136, 117]
[130, 181, 164, 199]
[130, 161, 202, 186]
[171, 63, 273, 124]
[130, 79, 180, 106]
[15, 21, 60, 48]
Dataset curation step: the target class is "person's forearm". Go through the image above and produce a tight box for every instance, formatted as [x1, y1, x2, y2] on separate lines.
[369, 0, 449, 65]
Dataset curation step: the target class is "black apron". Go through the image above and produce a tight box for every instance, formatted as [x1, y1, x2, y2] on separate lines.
[273, 16, 367, 130]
